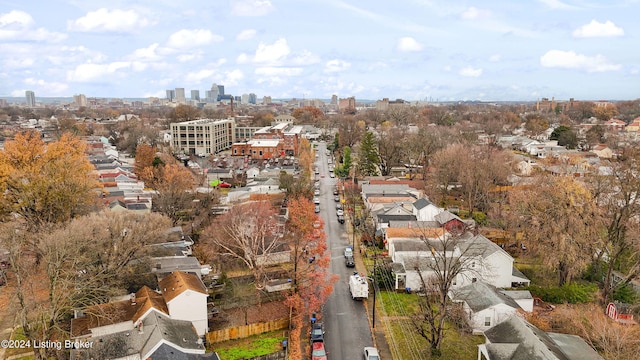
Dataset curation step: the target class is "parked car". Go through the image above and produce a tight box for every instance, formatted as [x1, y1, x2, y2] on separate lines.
[313, 197, 320, 204]
[310, 323, 324, 343]
[311, 341, 328, 360]
[314, 189, 320, 196]
[338, 215, 345, 224]
[336, 203, 343, 210]
[345, 255, 355, 268]
[334, 195, 340, 202]
[364, 347, 380, 360]
[336, 209, 344, 216]
[315, 205, 320, 213]
[344, 246, 353, 258]
[330, 173, 335, 178]
[333, 189, 339, 195]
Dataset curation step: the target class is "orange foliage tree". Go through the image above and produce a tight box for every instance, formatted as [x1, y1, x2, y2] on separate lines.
[153, 163, 196, 225]
[0, 130, 98, 230]
[284, 196, 337, 359]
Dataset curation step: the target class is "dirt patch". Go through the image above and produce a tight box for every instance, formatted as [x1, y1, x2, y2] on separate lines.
[212, 300, 289, 329]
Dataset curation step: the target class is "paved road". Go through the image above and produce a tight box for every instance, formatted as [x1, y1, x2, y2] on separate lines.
[314, 142, 373, 360]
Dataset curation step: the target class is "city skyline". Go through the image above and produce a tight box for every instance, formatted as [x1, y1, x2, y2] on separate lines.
[1, 1, 639, 101]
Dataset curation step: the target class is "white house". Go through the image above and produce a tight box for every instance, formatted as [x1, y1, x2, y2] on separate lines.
[412, 198, 442, 222]
[159, 270, 209, 336]
[389, 233, 530, 291]
[450, 282, 524, 334]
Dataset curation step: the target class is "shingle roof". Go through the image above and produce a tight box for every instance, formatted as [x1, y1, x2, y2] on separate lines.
[159, 271, 207, 303]
[385, 227, 446, 239]
[450, 282, 521, 312]
[413, 198, 432, 210]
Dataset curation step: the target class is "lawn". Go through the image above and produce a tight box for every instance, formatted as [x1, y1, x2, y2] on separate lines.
[210, 330, 286, 360]
[377, 291, 484, 359]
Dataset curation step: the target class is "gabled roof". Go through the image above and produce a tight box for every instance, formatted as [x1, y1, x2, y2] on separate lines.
[391, 239, 430, 252]
[457, 233, 511, 259]
[159, 271, 207, 303]
[434, 211, 463, 225]
[377, 214, 417, 223]
[483, 315, 602, 360]
[450, 282, 521, 312]
[413, 198, 432, 210]
[385, 227, 446, 239]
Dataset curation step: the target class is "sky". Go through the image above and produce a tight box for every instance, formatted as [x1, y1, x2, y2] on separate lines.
[1, 0, 639, 102]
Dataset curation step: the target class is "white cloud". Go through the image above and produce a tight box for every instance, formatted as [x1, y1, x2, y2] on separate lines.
[231, 0, 274, 16]
[177, 52, 203, 62]
[324, 59, 351, 73]
[236, 29, 257, 41]
[397, 37, 423, 52]
[459, 66, 483, 77]
[47, 46, 106, 66]
[67, 62, 145, 82]
[127, 43, 163, 62]
[0, 10, 34, 28]
[489, 54, 502, 62]
[0, 10, 66, 42]
[185, 69, 216, 83]
[572, 20, 624, 38]
[166, 29, 223, 49]
[254, 38, 290, 64]
[68, 8, 153, 33]
[255, 67, 303, 76]
[537, 0, 575, 9]
[222, 69, 244, 86]
[460, 7, 491, 20]
[23, 78, 69, 96]
[289, 50, 321, 65]
[540, 50, 621, 72]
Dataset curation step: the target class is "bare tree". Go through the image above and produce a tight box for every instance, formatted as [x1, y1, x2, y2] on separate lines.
[376, 123, 406, 176]
[409, 228, 489, 356]
[203, 201, 283, 290]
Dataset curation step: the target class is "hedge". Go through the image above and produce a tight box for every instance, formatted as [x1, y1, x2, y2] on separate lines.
[527, 283, 598, 304]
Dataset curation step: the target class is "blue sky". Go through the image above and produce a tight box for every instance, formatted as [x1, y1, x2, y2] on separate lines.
[1, 0, 638, 101]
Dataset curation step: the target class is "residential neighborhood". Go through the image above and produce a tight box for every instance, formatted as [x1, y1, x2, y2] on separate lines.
[0, 94, 640, 360]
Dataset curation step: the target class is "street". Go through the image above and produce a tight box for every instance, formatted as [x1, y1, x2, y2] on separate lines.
[314, 142, 374, 360]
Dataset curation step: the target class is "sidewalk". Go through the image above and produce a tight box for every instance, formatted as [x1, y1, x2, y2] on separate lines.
[351, 226, 394, 360]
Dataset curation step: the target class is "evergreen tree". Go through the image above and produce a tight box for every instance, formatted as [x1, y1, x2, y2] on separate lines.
[358, 131, 379, 176]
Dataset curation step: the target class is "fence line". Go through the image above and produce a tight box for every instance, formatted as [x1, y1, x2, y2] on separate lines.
[206, 318, 289, 343]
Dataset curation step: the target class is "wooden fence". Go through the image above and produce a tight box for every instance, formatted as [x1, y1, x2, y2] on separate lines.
[206, 318, 289, 343]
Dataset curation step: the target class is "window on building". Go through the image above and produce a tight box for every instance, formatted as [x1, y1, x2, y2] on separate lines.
[484, 317, 491, 327]
[472, 278, 477, 283]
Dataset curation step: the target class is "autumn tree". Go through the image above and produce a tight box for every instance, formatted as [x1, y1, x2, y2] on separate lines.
[524, 114, 550, 137]
[509, 175, 603, 286]
[594, 103, 618, 122]
[133, 143, 157, 183]
[279, 170, 313, 199]
[292, 106, 324, 124]
[587, 148, 640, 301]
[584, 125, 605, 150]
[336, 115, 365, 147]
[284, 196, 336, 359]
[420, 106, 455, 126]
[298, 137, 314, 175]
[0, 131, 98, 230]
[169, 104, 201, 122]
[202, 201, 283, 290]
[152, 163, 197, 225]
[376, 122, 406, 176]
[358, 131, 379, 176]
[0, 211, 172, 359]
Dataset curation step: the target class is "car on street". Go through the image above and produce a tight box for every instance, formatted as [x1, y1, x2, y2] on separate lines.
[312, 341, 328, 360]
[364, 347, 380, 360]
[313, 197, 320, 204]
[336, 209, 344, 216]
[315, 205, 320, 213]
[310, 323, 325, 343]
[330, 173, 335, 178]
[334, 195, 340, 202]
[336, 203, 343, 210]
[344, 246, 353, 258]
[345, 255, 355, 267]
[337, 215, 345, 224]
[314, 189, 320, 196]
[333, 189, 339, 195]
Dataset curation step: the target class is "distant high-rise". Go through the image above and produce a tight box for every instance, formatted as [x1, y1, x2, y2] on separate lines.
[331, 94, 338, 105]
[241, 93, 249, 104]
[263, 96, 272, 105]
[206, 88, 219, 103]
[175, 88, 186, 103]
[73, 94, 87, 107]
[25, 90, 36, 107]
[217, 84, 225, 96]
[191, 90, 200, 101]
[248, 93, 257, 104]
[166, 90, 175, 102]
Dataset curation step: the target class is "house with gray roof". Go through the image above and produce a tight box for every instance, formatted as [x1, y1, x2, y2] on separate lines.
[478, 315, 602, 360]
[450, 282, 525, 334]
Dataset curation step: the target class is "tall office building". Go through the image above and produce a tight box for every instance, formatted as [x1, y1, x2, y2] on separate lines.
[170, 118, 236, 155]
[331, 94, 338, 105]
[73, 94, 87, 107]
[175, 88, 186, 103]
[248, 93, 257, 104]
[217, 84, 225, 96]
[241, 93, 249, 104]
[191, 90, 200, 101]
[25, 90, 36, 107]
[263, 96, 272, 105]
[166, 90, 175, 102]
